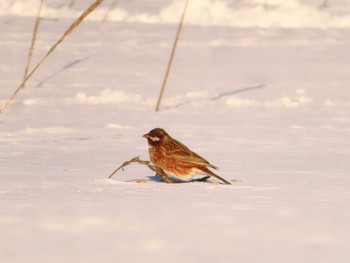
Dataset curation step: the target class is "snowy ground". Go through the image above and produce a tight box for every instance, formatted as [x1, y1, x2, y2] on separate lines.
[1, 0, 350, 262]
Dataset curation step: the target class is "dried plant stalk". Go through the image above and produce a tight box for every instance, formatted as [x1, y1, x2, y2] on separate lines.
[0, 0, 104, 113]
[108, 156, 175, 183]
[155, 0, 190, 111]
[22, 0, 44, 89]
[102, 0, 118, 23]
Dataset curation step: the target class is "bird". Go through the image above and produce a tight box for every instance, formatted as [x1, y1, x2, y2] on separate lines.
[143, 128, 231, 185]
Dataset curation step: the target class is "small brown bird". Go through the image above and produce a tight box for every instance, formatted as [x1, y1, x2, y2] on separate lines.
[143, 128, 231, 184]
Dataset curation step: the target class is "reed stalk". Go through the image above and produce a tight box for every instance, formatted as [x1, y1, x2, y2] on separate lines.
[22, 0, 44, 89]
[155, 0, 190, 111]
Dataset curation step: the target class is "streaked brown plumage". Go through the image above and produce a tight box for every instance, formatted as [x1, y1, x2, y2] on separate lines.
[143, 128, 231, 185]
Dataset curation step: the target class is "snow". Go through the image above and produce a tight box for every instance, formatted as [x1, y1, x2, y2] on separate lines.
[1, 0, 350, 262]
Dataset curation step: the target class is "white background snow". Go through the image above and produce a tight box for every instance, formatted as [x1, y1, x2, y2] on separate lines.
[1, 0, 350, 262]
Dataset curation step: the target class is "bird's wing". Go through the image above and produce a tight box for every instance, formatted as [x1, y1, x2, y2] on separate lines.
[165, 139, 218, 169]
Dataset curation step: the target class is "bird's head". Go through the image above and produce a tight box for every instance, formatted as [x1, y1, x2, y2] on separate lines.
[143, 128, 169, 146]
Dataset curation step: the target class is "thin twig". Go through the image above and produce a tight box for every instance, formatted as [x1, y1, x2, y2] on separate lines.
[102, 0, 118, 23]
[108, 156, 175, 183]
[0, 0, 104, 114]
[155, 0, 190, 111]
[22, 0, 44, 89]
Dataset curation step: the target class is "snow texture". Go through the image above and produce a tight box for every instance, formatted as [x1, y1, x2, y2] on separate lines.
[1, 0, 350, 262]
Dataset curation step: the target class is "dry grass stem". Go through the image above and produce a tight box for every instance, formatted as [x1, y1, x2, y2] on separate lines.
[102, 0, 118, 23]
[108, 156, 175, 183]
[0, 0, 104, 114]
[22, 0, 44, 89]
[155, 0, 190, 111]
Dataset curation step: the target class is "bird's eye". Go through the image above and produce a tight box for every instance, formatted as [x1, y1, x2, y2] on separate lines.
[150, 136, 160, 142]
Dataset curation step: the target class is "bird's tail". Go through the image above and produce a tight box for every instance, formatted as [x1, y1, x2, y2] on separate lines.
[204, 168, 231, 185]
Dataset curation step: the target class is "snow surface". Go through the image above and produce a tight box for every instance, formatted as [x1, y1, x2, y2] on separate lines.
[1, 0, 350, 262]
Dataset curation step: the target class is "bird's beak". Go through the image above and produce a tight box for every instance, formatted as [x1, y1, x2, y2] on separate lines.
[142, 133, 149, 138]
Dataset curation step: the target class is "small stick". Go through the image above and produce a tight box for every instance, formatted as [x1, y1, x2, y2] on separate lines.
[0, 0, 104, 113]
[22, 0, 44, 89]
[155, 0, 190, 111]
[108, 156, 175, 183]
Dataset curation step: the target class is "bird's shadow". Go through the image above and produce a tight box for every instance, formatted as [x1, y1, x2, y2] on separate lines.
[145, 175, 212, 184]
[163, 84, 265, 110]
[146, 175, 164, 182]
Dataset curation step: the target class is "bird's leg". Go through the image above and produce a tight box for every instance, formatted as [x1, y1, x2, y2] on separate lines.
[148, 165, 177, 184]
